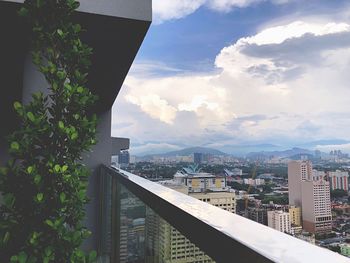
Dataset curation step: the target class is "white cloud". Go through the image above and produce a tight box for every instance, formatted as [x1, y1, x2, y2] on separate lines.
[153, 0, 293, 24]
[153, 0, 205, 24]
[125, 93, 177, 124]
[113, 20, 350, 153]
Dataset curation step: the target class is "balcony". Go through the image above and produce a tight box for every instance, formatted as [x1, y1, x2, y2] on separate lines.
[98, 166, 348, 263]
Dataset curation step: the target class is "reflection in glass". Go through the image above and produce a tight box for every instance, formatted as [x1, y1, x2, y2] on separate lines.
[116, 184, 215, 263]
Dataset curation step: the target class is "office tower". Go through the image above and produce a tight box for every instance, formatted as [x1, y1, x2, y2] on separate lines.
[288, 160, 313, 206]
[328, 170, 349, 191]
[289, 206, 302, 227]
[247, 207, 268, 225]
[267, 210, 291, 234]
[301, 179, 332, 234]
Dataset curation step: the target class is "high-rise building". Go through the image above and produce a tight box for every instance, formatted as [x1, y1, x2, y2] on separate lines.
[301, 179, 332, 234]
[288, 206, 302, 227]
[313, 170, 326, 181]
[267, 210, 291, 234]
[328, 170, 349, 191]
[288, 160, 313, 206]
[118, 150, 130, 168]
[288, 161, 332, 234]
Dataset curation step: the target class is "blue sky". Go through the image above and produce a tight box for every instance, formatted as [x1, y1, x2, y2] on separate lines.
[112, 0, 350, 156]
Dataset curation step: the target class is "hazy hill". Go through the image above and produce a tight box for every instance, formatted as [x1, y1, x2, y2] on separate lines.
[246, 147, 314, 159]
[143, 146, 227, 157]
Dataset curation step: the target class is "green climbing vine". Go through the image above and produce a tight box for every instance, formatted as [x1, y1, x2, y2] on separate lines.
[0, 0, 98, 262]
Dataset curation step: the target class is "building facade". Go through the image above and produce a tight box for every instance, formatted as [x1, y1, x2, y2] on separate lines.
[289, 206, 302, 227]
[328, 170, 349, 191]
[267, 210, 291, 234]
[301, 180, 332, 234]
[288, 160, 313, 206]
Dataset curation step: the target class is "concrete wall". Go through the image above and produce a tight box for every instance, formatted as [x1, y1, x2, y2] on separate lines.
[22, 54, 49, 104]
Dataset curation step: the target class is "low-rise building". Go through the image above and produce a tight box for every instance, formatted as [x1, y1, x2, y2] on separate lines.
[267, 210, 291, 234]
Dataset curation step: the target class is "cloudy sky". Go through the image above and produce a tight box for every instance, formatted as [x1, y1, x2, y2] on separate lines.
[112, 0, 350, 156]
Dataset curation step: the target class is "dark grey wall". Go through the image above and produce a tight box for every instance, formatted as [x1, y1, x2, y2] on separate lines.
[82, 111, 113, 251]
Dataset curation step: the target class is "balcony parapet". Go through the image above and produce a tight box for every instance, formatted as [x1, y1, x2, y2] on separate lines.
[102, 166, 349, 263]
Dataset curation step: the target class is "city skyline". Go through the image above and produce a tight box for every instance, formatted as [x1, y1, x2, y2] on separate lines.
[112, 0, 350, 156]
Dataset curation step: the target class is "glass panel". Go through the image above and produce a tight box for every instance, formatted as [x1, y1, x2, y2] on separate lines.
[115, 182, 215, 263]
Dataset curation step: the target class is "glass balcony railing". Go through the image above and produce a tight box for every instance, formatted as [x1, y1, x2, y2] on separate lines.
[98, 165, 349, 263]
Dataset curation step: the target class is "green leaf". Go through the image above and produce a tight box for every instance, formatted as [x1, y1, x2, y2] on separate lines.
[34, 174, 41, 185]
[71, 132, 78, 140]
[58, 121, 65, 130]
[27, 166, 34, 174]
[44, 246, 53, 256]
[82, 230, 92, 239]
[18, 7, 28, 17]
[73, 24, 81, 33]
[77, 87, 84, 93]
[57, 71, 66, 80]
[88, 251, 97, 262]
[18, 251, 28, 263]
[62, 165, 68, 172]
[45, 220, 54, 227]
[54, 164, 61, 173]
[3, 231, 10, 244]
[0, 166, 8, 175]
[10, 255, 18, 262]
[4, 193, 15, 208]
[59, 192, 66, 203]
[36, 193, 44, 202]
[27, 112, 35, 122]
[13, 101, 22, 111]
[57, 29, 64, 37]
[10, 141, 20, 151]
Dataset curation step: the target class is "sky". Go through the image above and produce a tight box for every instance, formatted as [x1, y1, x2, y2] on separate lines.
[112, 0, 350, 156]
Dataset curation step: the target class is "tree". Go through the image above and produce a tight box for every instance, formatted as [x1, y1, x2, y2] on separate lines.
[331, 189, 348, 198]
[0, 0, 97, 262]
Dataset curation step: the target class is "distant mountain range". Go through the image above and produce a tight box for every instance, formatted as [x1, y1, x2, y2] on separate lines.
[141, 146, 227, 158]
[138, 146, 329, 159]
[246, 147, 316, 159]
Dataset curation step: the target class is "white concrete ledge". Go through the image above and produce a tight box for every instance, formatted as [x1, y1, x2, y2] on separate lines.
[116, 168, 350, 263]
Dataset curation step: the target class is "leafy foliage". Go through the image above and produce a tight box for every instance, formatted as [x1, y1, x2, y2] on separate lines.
[0, 0, 98, 262]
